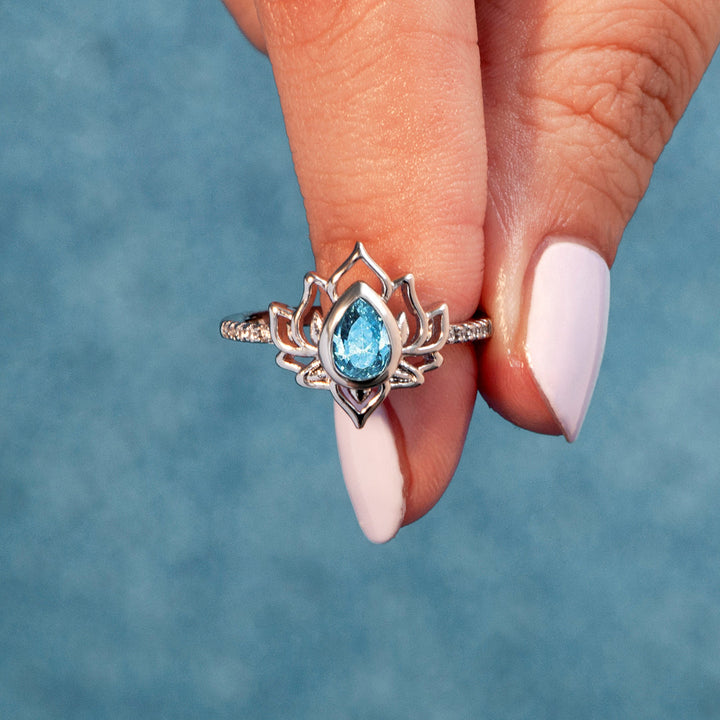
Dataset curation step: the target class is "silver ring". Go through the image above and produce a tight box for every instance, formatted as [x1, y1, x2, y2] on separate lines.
[220, 243, 492, 428]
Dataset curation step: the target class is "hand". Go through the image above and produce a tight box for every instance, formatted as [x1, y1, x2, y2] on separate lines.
[223, 0, 720, 542]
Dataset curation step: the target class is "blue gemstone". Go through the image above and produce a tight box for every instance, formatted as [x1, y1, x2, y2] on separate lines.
[331, 298, 391, 382]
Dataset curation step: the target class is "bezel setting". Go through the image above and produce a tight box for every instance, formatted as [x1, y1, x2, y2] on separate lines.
[318, 281, 402, 390]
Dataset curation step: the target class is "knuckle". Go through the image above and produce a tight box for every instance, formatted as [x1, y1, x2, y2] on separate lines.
[526, 1, 713, 218]
[540, 29, 692, 155]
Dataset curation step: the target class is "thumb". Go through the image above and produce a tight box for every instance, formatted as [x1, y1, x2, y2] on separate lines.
[476, 0, 720, 440]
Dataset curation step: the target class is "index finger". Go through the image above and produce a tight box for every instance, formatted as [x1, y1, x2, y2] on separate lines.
[244, 0, 487, 541]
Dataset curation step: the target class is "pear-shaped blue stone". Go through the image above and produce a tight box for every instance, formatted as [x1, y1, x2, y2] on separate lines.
[331, 298, 391, 382]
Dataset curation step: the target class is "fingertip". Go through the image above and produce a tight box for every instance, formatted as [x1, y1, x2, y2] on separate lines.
[477, 343, 563, 438]
[333, 345, 478, 541]
[478, 239, 610, 442]
[394, 345, 478, 526]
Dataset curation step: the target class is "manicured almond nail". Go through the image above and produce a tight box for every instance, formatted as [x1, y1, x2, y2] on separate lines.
[525, 240, 610, 442]
[333, 403, 405, 543]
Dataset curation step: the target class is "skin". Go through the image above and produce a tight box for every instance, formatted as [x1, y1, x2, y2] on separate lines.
[223, 0, 720, 526]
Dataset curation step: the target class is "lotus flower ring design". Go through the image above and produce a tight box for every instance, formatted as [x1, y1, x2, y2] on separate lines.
[220, 243, 492, 428]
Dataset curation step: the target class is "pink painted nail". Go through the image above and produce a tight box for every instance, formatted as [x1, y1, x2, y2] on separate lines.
[333, 403, 405, 543]
[525, 240, 610, 442]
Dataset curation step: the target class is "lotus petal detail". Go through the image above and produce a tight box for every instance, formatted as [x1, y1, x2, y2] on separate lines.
[268, 243, 450, 428]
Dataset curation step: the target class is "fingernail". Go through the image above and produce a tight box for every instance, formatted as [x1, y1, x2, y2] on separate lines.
[333, 403, 405, 543]
[525, 239, 610, 442]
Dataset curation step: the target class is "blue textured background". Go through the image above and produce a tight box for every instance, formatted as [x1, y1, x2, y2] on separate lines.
[2, 3, 720, 718]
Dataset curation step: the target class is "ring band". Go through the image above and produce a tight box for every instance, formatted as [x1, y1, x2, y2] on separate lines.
[220, 243, 492, 428]
[220, 313, 492, 345]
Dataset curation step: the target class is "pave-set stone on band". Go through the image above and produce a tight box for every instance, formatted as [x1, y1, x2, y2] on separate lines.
[220, 313, 491, 347]
[220, 243, 492, 428]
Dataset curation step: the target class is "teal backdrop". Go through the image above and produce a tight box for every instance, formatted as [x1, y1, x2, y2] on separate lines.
[2, 3, 720, 718]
